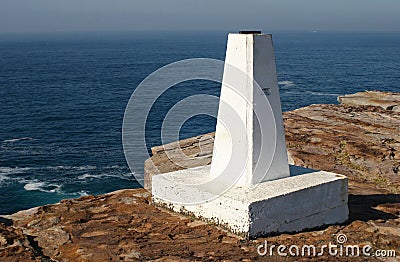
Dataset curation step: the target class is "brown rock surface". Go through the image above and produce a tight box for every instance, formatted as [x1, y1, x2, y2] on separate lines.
[1, 91, 400, 261]
[144, 133, 214, 190]
[1, 188, 399, 261]
[285, 103, 400, 194]
[145, 92, 400, 195]
[338, 90, 400, 110]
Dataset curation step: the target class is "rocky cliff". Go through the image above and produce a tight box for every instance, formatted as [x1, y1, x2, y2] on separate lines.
[145, 91, 400, 194]
[1, 91, 399, 261]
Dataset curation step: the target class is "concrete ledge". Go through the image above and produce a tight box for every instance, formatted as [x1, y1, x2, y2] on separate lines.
[152, 165, 348, 239]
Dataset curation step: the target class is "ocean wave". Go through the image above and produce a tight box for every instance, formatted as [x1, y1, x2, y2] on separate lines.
[78, 172, 134, 181]
[77, 173, 97, 180]
[0, 165, 124, 174]
[306, 91, 341, 97]
[105, 164, 124, 169]
[282, 91, 341, 97]
[0, 167, 31, 175]
[2, 137, 33, 143]
[23, 182, 61, 193]
[0, 174, 8, 184]
[45, 165, 97, 171]
[73, 165, 97, 171]
[23, 182, 45, 191]
[45, 165, 128, 171]
[278, 81, 295, 87]
[77, 190, 89, 197]
[0, 165, 98, 175]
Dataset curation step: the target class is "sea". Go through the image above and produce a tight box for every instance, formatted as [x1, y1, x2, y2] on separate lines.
[0, 31, 399, 214]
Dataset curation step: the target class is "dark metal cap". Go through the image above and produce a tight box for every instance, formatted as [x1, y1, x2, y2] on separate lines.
[239, 30, 262, 34]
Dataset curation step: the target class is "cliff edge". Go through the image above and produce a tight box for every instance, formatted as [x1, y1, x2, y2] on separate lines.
[1, 91, 399, 261]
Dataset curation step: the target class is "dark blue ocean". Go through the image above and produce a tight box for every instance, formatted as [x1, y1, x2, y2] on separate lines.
[0, 31, 399, 214]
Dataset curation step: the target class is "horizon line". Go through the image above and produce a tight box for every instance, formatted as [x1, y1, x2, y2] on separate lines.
[1, 28, 400, 35]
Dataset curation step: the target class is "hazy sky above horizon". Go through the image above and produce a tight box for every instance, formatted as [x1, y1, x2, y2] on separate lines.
[0, 0, 399, 33]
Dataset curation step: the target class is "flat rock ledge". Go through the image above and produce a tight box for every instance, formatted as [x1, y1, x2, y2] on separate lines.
[145, 91, 400, 194]
[1, 91, 399, 261]
[338, 90, 400, 111]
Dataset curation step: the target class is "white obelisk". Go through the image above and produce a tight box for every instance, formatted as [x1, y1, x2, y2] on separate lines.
[210, 32, 290, 186]
[152, 31, 348, 238]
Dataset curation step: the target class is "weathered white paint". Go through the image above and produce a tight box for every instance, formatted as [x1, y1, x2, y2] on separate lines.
[210, 33, 290, 187]
[151, 32, 349, 238]
[152, 165, 348, 238]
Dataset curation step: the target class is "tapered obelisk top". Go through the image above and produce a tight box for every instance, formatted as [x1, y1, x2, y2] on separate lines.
[210, 32, 290, 187]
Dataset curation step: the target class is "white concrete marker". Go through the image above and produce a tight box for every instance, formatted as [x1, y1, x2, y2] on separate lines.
[210, 32, 290, 186]
[152, 32, 348, 238]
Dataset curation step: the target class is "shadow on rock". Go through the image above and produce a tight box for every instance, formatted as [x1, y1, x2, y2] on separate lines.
[348, 194, 400, 222]
[0, 217, 13, 226]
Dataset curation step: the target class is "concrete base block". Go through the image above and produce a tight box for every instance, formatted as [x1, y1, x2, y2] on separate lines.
[152, 165, 348, 239]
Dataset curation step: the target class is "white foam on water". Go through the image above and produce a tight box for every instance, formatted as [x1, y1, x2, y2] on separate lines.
[77, 190, 89, 196]
[78, 172, 134, 181]
[0, 174, 8, 184]
[2, 137, 31, 143]
[23, 181, 61, 193]
[1, 165, 120, 175]
[109, 172, 136, 180]
[107, 164, 123, 169]
[307, 91, 341, 97]
[282, 91, 341, 97]
[45, 165, 67, 170]
[0, 167, 31, 175]
[278, 81, 295, 87]
[73, 165, 97, 171]
[2, 137, 33, 143]
[24, 182, 45, 191]
[45, 165, 97, 171]
[78, 173, 97, 180]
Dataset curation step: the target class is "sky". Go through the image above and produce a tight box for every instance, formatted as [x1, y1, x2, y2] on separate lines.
[0, 0, 399, 33]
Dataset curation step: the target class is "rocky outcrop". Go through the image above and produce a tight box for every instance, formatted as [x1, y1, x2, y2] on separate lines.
[144, 133, 214, 190]
[285, 103, 400, 194]
[1, 188, 399, 261]
[0, 220, 43, 262]
[145, 92, 400, 194]
[1, 91, 399, 261]
[338, 91, 400, 111]
[1, 188, 400, 261]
